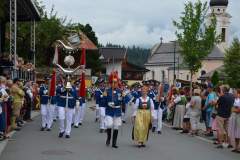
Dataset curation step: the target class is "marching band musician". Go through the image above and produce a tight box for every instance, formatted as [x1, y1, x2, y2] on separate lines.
[48, 70, 57, 131]
[48, 93, 57, 131]
[105, 72, 122, 148]
[148, 81, 159, 133]
[95, 79, 107, 133]
[155, 82, 165, 134]
[56, 81, 77, 138]
[39, 77, 51, 131]
[95, 85, 101, 123]
[73, 81, 81, 128]
[131, 85, 141, 104]
[122, 83, 132, 123]
[79, 96, 86, 126]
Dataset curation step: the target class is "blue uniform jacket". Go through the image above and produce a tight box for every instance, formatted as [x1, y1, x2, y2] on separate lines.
[39, 85, 49, 105]
[99, 88, 107, 107]
[105, 88, 122, 117]
[132, 90, 140, 103]
[95, 89, 101, 105]
[56, 85, 77, 108]
[123, 92, 131, 105]
[148, 89, 159, 110]
[50, 96, 57, 105]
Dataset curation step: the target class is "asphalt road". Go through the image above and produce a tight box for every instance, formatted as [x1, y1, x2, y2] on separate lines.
[0, 102, 239, 160]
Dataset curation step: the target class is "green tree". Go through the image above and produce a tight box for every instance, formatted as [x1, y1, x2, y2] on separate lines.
[224, 38, 240, 88]
[211, 71, 219, 87]
[173, 0, 218, 95]
[16, 5, 66, 66]
[3, 0, 102, 74]
[0, 0, 6, 20]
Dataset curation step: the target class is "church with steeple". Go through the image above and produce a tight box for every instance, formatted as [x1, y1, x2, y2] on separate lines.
[144, 0, 232, 84]
[208, 0, 232, 51]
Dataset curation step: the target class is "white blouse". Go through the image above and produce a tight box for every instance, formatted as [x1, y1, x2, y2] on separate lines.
[234, 98, 240, 108]
[132, 96, 155, 117]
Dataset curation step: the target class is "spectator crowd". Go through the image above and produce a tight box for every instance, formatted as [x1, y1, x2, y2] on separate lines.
[0, 75, 39, 141]
[165, 82, 240, 153]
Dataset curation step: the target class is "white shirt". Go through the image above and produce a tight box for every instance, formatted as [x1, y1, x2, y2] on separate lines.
[132, 96, 155, 117]
[234, 98, 240, 108]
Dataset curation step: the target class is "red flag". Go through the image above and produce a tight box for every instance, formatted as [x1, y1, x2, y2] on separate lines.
[49, 69, 56, 96]
[79, 72, 86, 97]
[80, 48, 86, 66]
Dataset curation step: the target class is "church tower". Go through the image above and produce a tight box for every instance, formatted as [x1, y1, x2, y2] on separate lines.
[209, 0, 232, 50]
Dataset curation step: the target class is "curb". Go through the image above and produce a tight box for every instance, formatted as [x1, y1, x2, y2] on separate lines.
[162, 123, 213, 144]
[0, 111, 40, 157]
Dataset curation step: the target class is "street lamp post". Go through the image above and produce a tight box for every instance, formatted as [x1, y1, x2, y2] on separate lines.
[171, 41, 177, 85]
[177, 56, 180, 79]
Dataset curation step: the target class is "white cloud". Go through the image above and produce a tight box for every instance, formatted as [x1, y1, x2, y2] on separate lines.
[97, 22, 175, 47]
[42, 0, 240, 48]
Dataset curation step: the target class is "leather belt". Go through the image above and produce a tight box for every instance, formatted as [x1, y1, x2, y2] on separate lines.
[110, 105, 120, 109]
[60, 96, 74, 99]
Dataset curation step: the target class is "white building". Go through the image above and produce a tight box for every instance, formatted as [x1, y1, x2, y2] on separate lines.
[144, 0, 231, 85]
[99, 48, 127, 79]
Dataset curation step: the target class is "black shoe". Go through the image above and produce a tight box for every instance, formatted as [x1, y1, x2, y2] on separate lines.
[112, 129, 119, 148]
[141, 144, 146, 148]
[46, 128, 51, 131]
[65, 135, 70, 138]
[19, 120, 24, 125]
[74, 126, 79, 128]
[228, 145, 233, 149]
[14, 127, 21, 131]
[79, 123, 82, 126]
[40, 127, 45, 131]
[137, 144, 142, 148]
[95, 118, 99, 122]
[158, 131, 162, 134]
[58, 132, 64, 138]
[206, 132, 214, 137]
[71, 123, 74, 126]
[106, 129, 111, 146]
[112, 145, 118, 148]
[53, 119, 57, 122]
[17, 123, 23, 128]
[180, 130, 189, 134]
[152, 127, 156, 133]
[213, 141, 220, 145]
[216, 145, 223, 149]
[232, 149, 240, 153]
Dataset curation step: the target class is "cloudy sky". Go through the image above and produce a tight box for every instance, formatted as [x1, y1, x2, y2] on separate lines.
[42, 0, 239, 48]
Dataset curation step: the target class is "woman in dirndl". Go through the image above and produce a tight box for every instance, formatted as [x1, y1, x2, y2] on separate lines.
[228, 89, 240, 153]
[132, 84, 154, 148]
[173, 89, 187, 130]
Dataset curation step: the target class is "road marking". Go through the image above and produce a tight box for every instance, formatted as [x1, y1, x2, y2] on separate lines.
[195, 136, 213, 143]
[163, 123, 213, 144]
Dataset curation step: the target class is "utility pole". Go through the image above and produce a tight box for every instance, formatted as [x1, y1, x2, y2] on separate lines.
[172, 41, 176, 85]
